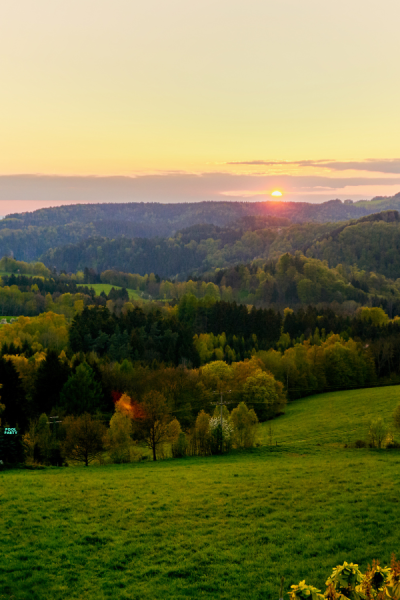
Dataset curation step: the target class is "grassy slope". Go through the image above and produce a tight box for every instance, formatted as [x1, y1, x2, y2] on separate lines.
[1, 387, 400, 600]
[77, 283, 144, 302]
[259, 385, 400, 449]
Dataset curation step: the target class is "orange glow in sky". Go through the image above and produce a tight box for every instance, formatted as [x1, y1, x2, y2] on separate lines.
[1, 1, 400, 208]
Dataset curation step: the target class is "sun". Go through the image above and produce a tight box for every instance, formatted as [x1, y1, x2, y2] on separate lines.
[271, 190, 283, 197]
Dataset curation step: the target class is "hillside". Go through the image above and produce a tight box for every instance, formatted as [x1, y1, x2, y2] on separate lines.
[304, 210, 400, 278]
[1, 385, 400, 600]
[2, 193, 400, 264]
[36, 210, 400, 280]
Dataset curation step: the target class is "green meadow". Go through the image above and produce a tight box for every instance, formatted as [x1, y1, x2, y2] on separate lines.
[1, 386, 400, 600]
[76, 283, 144, 302]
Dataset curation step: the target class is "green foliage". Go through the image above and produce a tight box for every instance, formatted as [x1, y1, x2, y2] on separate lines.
[171, 432, 188, 458]
[35, 413, 53, 464]
[289, 581, 324, 600]
[62, 413, 106, 466]
[242, 369, 286, 420]
[362, 561, 391, 597]
[368, 418, 389, 449]
[386, 555, 400, 600]
[209, 417, 233, 454]
[326, 562, 365, 600]
[0, 256, 50, 277]
[360, 307, 389, 327]
[60, 363, 103, 415]
[230, 402, 258, 448]
[291, 559, 400, 600]
[32, 350, 70, 416]
[103, 407, 133, 464]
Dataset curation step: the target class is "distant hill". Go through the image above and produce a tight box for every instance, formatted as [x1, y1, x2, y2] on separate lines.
[37, 210, 400, 281]
[1, 193, 400, 267]
[304, 210, 400, 278]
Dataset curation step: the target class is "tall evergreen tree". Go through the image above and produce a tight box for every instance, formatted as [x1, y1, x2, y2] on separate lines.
[60, 363, 103, 415]
[32, 350, 70, 416]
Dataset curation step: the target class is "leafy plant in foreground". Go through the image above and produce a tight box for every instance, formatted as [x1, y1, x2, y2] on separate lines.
[386, 555, 400, 600]
[290, 558, 400, 600]
[325, 562, 365, 600]
[289, 581, 324, 600]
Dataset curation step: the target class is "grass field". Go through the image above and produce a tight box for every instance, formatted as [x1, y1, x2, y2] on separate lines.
[77, 283, 145, 302]
[259, 385, 400, 450]
[1, 386, 400, 600]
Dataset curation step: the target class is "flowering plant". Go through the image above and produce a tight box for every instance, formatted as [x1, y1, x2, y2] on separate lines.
[209, 417, 233, 441]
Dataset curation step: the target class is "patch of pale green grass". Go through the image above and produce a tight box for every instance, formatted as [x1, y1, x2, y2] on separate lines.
[77, 283, 144, 302]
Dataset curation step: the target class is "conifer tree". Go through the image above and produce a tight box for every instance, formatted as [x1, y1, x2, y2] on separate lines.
[60, 363, 103, 415]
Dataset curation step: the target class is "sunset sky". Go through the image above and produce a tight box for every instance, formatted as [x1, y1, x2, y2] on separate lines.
[1, 0, 400, 213]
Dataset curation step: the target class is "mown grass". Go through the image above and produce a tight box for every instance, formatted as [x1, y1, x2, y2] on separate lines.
[76, 283, 145, 302]
[1, 387, 400, 600]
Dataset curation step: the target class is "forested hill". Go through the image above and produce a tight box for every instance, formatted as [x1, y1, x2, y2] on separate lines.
[2, 191, 400, 237]
[304, 210, 400, 278]
[40, 210, 400, 280]
[40, 222, 337, 277]
[1, 194, 400, 269]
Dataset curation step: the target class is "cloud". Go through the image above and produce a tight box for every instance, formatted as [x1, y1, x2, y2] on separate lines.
[228, 158, 400, 174]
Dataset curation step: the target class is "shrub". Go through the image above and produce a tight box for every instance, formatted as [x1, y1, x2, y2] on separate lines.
[230, 402, 258, 448]
[209, 416, 233, 454]
[386, 440, 400, 449]
[368, 418, 388, 449]
[289, 581, 324, 600]
[354, 439, 367, 448]
[172, 432, 188, 458]
[326, 561, 364, 600]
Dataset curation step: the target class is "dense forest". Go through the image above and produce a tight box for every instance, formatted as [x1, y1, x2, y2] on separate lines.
[2, 244, 400, 318]
[31, 211, 400, 281]
[1, 193, 400, 265]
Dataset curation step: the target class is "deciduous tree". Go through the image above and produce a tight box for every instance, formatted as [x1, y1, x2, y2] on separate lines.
[230, 402, 258, 448]
[242, 370, 286, 421]
[103, 399, 134, 463]
[135, 391, 171, 461]
[62, 413, 106, 466]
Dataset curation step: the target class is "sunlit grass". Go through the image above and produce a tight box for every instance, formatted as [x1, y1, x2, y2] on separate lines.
[1, 387, 400, 600]
[259, 385, 400, 450]
[76, 283, 145, 302]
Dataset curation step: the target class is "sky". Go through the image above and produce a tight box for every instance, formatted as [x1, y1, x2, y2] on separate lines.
[1, 0, 400, 213]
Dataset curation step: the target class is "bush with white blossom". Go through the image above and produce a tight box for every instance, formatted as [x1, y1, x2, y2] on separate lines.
[209, 417, 233, 441]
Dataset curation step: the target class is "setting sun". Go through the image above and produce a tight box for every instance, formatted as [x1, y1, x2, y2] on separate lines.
[271, 190, 283, 197]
